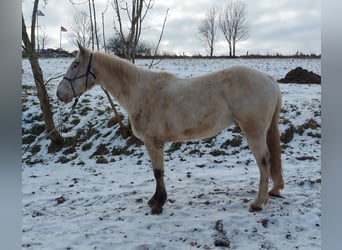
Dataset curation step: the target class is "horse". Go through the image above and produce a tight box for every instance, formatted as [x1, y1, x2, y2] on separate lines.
[57, 44, 284, 214]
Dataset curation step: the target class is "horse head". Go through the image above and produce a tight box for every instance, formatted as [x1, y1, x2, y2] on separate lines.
[56, 43, 97, 103]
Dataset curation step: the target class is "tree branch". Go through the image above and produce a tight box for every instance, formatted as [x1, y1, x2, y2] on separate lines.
[148, 8, 169, 69]
[30, 0, 39, 51]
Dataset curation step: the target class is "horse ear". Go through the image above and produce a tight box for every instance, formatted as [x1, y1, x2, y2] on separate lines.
[78, 42, 86, 56]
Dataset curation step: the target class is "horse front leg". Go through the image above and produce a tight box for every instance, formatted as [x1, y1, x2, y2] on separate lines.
[144, 138, 167, 214]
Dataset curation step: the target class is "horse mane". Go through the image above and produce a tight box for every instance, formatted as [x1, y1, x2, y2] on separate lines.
[93, 51, 175, 88]
[93, 52, 138, 82]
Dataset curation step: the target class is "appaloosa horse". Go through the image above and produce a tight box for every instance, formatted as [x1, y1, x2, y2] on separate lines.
[57, 44, 284, 214]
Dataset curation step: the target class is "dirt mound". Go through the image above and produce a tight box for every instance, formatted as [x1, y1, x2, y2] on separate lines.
[278, 67, 321, 84]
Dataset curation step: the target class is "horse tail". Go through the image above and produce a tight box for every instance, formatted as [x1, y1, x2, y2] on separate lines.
[267, 90, 284, 194]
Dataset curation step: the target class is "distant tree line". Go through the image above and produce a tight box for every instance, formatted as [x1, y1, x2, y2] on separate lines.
[21, 48, 321, 59]
[22, 47, 321, 59]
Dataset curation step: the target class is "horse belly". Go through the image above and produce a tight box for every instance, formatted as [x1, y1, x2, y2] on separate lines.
[166, 106, 234, 142]
[133, 83, 234, 142]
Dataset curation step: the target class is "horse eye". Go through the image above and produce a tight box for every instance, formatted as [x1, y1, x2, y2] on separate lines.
[73, 62, 79, 69]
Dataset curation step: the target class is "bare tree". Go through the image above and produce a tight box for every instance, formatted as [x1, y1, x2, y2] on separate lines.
[91, 0, 101, 50]
[70, 11, 93, 48]
[87, 0, 95, 50]
[39, 27, 49, 50]
[219, 0, 249, 57]
[22, 0, 63, 145]
[68, 1, 102, 50]
[198, 7, 217, 57]
[112, 0, 154, 63]
[102, 1, 110, 52]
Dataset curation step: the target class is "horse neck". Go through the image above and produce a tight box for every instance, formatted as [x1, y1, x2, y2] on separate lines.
[92, 52, 140, 111]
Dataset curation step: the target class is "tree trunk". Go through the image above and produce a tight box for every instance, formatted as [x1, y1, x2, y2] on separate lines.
[210, 43, 214, 58]
[22, 11, 63, 145]
[232, 40, 236, 57]
[88, 0, 95, 51]
[92, 0, 100, 50]
[29, 54, 63, 144]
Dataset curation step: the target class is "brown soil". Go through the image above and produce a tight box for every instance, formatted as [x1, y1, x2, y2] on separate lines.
[278, 67, 321, 84]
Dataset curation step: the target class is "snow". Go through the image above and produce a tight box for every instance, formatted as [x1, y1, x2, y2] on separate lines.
[22, 57, 321, 249]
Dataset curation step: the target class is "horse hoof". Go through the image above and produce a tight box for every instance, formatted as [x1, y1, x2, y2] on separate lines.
[151, 206, 163, 215]
[269, 192, 285, 199]
[249, 204, 263, 212]
[148, 199, 156, 208]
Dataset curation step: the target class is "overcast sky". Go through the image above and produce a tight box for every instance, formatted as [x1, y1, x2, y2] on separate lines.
[22, 0, 321, 56]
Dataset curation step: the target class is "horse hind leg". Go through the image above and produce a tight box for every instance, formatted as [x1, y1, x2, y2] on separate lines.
[242, 128, 271, 212]
[250, 147, 272, 211]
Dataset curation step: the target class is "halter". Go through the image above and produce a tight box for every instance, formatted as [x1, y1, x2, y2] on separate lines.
[63, 53, 96, 100]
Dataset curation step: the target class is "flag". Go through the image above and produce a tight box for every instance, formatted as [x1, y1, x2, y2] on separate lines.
[60, 26, 68, 32]
[37, 10, 45, 16]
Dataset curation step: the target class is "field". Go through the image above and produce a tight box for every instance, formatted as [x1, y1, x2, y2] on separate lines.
[22, 57, 321, 249]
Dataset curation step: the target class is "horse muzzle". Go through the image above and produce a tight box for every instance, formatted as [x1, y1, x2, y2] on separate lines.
[56, 84, 74, 104]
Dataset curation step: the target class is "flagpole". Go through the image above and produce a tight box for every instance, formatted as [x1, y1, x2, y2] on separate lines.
[36, 10, 45, 53]
[59, 26, 68, 49]
[37, 14, 39, 52]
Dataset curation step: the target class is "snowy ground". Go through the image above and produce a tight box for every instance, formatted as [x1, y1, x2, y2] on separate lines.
[22, 57, 321, 249]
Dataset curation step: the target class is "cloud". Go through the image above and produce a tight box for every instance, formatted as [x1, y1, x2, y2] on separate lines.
[246, 0, 321, 54]
[22, 0, 321, 55]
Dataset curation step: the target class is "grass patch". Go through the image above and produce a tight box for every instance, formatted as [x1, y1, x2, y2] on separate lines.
[221, 136, 243, 149]
[81, 98, 91, 104]
[166, 142, 182, 153]
[30, 145, 41, 154]
[47, 137, 77, 153]
[281, 118, 320, 143]
[70, 117, 81, 126]
[56, 155, 77, 164]
[281, 124, 296, 144]
[24, 158, 44, 166]
[308, 132, 321, 138]
[82, 142, 93, 151]
[30, 124, 45, 136]
[22, 135, 36, 145]
[80, 106, 93, 116]
[91, 144, 109, 157]
[111, 146, 133, 156]
[210, 149, 227, 157]
[202, 136, 216, 146]
[188, 149, 204, 156]
[63, 147, 76, 155]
